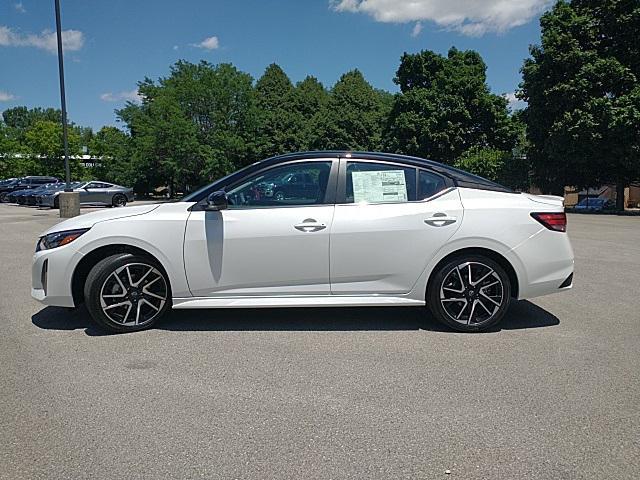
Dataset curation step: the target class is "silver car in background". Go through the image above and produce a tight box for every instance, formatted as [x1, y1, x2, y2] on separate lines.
[38, 181, 134, 208]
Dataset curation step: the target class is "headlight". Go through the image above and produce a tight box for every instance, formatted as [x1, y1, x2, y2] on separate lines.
[36, 228, 90, 252]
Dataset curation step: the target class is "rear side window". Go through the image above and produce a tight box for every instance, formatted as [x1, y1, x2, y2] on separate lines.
[345, 162, 416, 203]
[418, 170, 447, 200]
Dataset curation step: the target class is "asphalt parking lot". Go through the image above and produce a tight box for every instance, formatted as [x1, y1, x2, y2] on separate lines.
[1, 203, 638, 480]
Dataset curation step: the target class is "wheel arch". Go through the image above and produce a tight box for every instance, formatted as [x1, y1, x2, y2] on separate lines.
[71, 244, 171, 306]
[426, 247, 520, 300]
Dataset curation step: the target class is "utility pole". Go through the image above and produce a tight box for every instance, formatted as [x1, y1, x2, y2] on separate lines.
[54, 0, 79, 217]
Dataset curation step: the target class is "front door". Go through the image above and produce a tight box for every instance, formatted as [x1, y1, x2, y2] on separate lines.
[330, 160, 463, 294]
[184, 160, 337, 297]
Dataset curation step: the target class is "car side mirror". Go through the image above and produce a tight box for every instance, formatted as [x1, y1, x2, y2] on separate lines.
[205, 190, 228, 211]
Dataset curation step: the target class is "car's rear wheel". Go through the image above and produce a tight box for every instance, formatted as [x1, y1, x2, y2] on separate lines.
[84, 253, 171, 333]
[112, 193, 127, 207]
[427, 254, 511, 332]
[53, 196, 59, 209]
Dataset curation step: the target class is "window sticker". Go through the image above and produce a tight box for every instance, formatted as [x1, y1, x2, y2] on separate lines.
[352, 170, 408, 203]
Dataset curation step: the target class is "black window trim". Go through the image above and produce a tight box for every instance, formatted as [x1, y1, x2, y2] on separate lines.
[336, 157, 453, 205]
[191, 158, 339, 211]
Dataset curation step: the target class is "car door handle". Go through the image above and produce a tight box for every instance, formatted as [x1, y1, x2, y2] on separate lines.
[424, 214, 457, 227]
[294, 219, 326, 232]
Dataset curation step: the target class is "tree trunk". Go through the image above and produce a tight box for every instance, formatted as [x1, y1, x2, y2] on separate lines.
[616, 182, 626, 211]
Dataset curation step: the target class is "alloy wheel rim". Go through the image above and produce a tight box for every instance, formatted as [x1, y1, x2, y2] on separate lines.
[115, 196, 126, 206]
[99, 263, 167, 326]
[440, 261, 504, 326]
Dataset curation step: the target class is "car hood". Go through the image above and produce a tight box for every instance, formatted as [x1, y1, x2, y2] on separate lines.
[41, 204, 161, 236]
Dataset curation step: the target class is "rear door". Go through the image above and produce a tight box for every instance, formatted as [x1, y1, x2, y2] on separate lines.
[330, 159, 463, 295]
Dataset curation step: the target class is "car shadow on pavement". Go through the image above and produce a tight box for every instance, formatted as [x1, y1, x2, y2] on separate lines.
[31, 300, 558, 335]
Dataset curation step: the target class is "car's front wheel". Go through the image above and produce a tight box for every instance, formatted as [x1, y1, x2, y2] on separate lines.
[0, 192, 8, 203]
[84, 253, 171, 333]
[427, 254, 511, 332]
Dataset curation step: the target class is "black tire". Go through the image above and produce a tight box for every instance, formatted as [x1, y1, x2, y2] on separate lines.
[427, 254, 511, 332]
[84, 253, 171, 333]
[112, 194, 127, 207]
[53, 196, 59, 209]
[0, 193, 8, 203]
[274, 190, 285, 201]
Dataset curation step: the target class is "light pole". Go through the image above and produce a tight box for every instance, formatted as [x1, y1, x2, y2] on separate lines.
[54, 0, 79, 217]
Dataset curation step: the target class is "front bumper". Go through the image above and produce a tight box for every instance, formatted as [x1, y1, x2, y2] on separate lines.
[31, 246, 83, 308]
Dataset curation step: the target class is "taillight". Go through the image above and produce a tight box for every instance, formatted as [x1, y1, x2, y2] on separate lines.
[531, 212, 567, 232]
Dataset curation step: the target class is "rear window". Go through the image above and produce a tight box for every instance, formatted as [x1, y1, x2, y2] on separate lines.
[418, 170, 447, 200]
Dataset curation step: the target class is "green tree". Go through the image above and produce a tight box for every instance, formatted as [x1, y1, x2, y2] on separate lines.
[385, 47, 517, 164]
[0, 119, 26, 178]
[454, 146, 530, 190]
[24, 120, 82, 178]
[88, 126, 131, 184]
[317, 69, 390, 151]
[520, 0, 640, 207]
[2, 107, 61, 134]
[118, 61, 260, 194]
[292, 76, 330, 150]
[255, 64, 302, 157]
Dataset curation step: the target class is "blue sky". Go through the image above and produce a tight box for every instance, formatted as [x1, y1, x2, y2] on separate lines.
[0, 0, 548, 130]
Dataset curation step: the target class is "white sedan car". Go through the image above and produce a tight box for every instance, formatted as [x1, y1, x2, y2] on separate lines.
[31, 151, 574, 333]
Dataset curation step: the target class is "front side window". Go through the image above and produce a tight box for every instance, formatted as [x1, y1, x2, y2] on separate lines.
[226, 161, 332, 208]
[345, 161, 416, 203]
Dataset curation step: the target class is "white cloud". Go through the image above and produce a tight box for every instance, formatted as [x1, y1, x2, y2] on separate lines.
[192, 35, 219, 50]
[0, 25, 84, 53]
[100, 90, 141, 103]
[330, 0, 551, 36]
[411, 22, 422, 37]
[173, 45, 179, 51]
[0, 91, 16, 101]
[15, 3, 26, 13]
[503, 92, 526, 111]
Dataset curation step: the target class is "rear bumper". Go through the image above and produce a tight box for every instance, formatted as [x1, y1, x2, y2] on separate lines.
[513, 228, 574, 300]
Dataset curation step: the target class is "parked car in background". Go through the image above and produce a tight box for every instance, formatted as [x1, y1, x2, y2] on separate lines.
[38, 181, 134, 208]
[24, 183, 64, 206]
[8, 183, 59, 204]
[573, 198, 614, 211]
[0, 176, 60, 202]
[6, 187, 32, 204]
[256, 171, 322, 202]
[35, 182, 82, 207]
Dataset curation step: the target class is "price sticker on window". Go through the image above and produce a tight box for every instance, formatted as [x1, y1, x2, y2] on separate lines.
[352, 170, 408, 203]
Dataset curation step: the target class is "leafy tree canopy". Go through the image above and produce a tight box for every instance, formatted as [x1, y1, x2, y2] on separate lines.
[520, 0, 640, 201]
[385, 47, 517, 164]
